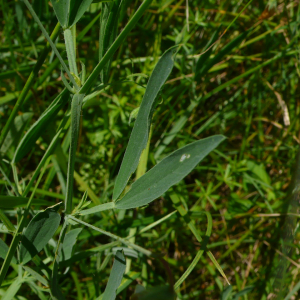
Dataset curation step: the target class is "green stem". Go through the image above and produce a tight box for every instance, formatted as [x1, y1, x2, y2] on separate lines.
[64, 28, 78, 77]
[0, 162, 20, 197]
[0, 157, 51, 287]
[69, 216, 152, 257]
[126, 126, 152, 272]
[80, 0, 153, 94]
[65, 94, 84, 214]
[23, 129, 63, 197]
[0, 209, 15, 233]
[22, 0, 78, 89]
[0, 22, 61, 149]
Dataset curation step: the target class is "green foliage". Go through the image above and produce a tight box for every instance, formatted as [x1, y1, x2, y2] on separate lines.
[0, 0, 300, 299]
[50, 0, 95, 29]
[113, 47, 178, 201]
[12, 90, 69, 163]
[116, 135, 225, 209]
[101, 250, 126, 300]
[19, 203, 61, 264]
[0, 196, 52, 209]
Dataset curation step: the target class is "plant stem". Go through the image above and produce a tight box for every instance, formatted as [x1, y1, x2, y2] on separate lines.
[65, 94, 84, 214]
[69, 216, 152, 257]
[64, 28, 78, 77]
[0, 22, 60, 149]
[22, 0, 78, 89]
[0, 157, 51, 287]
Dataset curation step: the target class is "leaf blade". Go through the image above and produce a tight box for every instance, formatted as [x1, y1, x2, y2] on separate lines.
[102, 250, 126, 300]
[19, 204, 61, 264]
[113, 46, 177, 201]
[115, 135, 225, 209]
[12, 89, 69, 163]
[0, 196, 52, 209]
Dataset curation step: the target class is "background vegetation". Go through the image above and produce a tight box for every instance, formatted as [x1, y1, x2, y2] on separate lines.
[0, 0, 300, 299]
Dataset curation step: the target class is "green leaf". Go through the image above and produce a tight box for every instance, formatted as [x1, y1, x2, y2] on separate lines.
[79, 202, 115, 215]
[99, 0, 122, 83]
[228, 193, 253, 214]
[221, 285, 233, 300]
[59, 228, 82, 261]
[0, 239, 17, 263]
[102, 250, 126, 300]
[65, 93, 85, 214]
[0, 112, 33, 158]
[23, 266, 49, 286]
[2, 278, 23, 300]
[195, 26, 221, 82]
[115, 135, 225, 209]
[113, 46, 177, 201]
[232, 286, 254, 300]
[19, 203, 62, 264]
[50, 0, 94, 29]
[12, 89, 69, 163]
[197, 29, 250, 81]
[247, 160, 271, 185]
[0, 239, 9, 260]
[132, 285, 176, 300]
[0, 196, 52, 209]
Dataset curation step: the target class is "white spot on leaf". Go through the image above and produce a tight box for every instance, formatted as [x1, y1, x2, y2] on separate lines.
[180, 154, 190, 162]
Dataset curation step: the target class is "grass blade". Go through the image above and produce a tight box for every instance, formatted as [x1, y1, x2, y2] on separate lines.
[0, 239, 16, 263]
[0, 23, 61, 149]
[23, 0, 78, 89]
[0, 156, 52, 286]
[2, 278, 23, 300]
[0, 113, 33, 158]
[0, 196, 52, 209]
[154, 51, 285, 158]
[221, 285, 233, 300]
[99, 0, 122, 83]
[22, 128, 64, 197]
[12, 90, 69, 163]
[79, 0, 154, 94]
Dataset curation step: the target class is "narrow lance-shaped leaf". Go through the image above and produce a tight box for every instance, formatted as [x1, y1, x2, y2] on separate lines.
[197, 29, 251, 81]
[19, 203, 62, 264]
[59, 228, 82, 261]
[221, 285, 233, 300]
[2, 278, 23, 300]
[132, 285, 176, 300]
[194, 26, 221, 82]
[99, 0, 122, 83]
[0, 239, 17, 263]
[115, 135, 225, 209]
[0, 112, 33, 158]
[12, 89, 69, 163]
[102, 250, 126, 300]
[113, 46, 178, 201]
[0, 196, 52, 209]
[50, 0, 94, 29]
[232, 286, 254, 300]
[65, 93, 84, 214]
